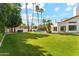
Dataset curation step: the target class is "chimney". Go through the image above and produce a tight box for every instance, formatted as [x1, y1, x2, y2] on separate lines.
[76, 3, 79, 15]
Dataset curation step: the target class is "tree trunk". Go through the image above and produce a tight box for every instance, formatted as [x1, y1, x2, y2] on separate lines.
[26, 4, 30, 32]
[41, 12, 43, 25]
[37, 12, 39, 29]
[47, 23, 51, 33]
[31, 3, 34, 31]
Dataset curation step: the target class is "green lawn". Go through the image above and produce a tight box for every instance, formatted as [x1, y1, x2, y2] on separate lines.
[0, 33, 3, 41]
[0, 32, 79, 56]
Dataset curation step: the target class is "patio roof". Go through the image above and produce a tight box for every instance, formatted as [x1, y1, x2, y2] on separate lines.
[63, 15, 79, 22]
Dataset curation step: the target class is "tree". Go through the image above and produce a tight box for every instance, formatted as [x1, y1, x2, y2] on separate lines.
[31, 3, 36, 31]
[39, 8, 44, 24]
[25, 3, 30, 32]
[43, 19, 46, 25]
[42, 19, 48, 31]
[35, 5, 40, 27]
[42, 19, 52, 33]
[6, 3, 22, 32]
[19, 24, 27, 29]
[46, 20, 52, 33]
[0, 3, 14, 34]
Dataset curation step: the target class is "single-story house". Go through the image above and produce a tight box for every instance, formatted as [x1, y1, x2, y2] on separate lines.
[5, 27, 28, 33]
[51, 15, 79, 33]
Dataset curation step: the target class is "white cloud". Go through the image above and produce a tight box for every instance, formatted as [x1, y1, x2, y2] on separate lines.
[65, 7, 71, 11]
[21, 13, 32, 20]
[46, 15, 49, 18]
[46, 15, 52, 20]
[21, 13, 37, 25]
[52, 15, 56, 17]
[54, 7, 59, 12]
[67, 3, 76, 6]
[39, 3, 45, 8]
[60, 13, 68, 17]
[21, 13, 42, 23]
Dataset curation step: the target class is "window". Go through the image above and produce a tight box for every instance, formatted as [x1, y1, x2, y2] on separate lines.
[69, 25, 77, 31]
[53, 27, 57, 31]
[60, 26, 66, 31]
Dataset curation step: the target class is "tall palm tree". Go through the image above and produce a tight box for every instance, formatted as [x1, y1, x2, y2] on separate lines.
[35, 5, 40, 28]
[39, 8, 44, 25]
[26, 3, 30, 32]
[31, 3, 36, 31]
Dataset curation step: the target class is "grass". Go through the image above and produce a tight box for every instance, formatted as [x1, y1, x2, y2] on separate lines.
[0, 33, 3, 41]
[0, 32, 79, 56]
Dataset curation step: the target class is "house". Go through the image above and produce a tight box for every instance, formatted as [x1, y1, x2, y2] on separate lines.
[5, 24, 28, 33]
[51, 15, 79, 33]
[15, 27, 28, 32]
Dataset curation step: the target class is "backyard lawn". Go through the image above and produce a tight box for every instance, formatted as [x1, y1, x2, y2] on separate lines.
[0, 33, 3, 41]
[0, 32, 79, 56]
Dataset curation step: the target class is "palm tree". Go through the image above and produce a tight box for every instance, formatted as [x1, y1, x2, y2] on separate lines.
[42, 19, 52, 33]
[47, 20, 52, 33]
[26, 3, 30, 32]
[31, 3, 36, 31]
[35, 5, 40, 28]
[42, 19, 48, 31]
[43, 19, 46, 25]
[39, 8, 44, 24]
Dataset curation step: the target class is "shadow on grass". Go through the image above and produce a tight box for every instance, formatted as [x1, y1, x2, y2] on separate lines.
[13, 32, 50, 39]
[0, 32, 52, 56]
[58, 33, 79, 36]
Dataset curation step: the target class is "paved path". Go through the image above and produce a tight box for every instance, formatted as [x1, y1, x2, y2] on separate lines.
[74, 32, 79, 35]
[0, 34, 6, 47]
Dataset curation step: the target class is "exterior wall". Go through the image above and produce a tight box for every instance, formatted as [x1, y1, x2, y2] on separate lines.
[58, 22, 79, 33]
[58, 17, 79, 33]
[51, 17, 79, 33]
[16, 29, 28, 32]
[51, 23, 59, 33]
[5, 28, 9, 33]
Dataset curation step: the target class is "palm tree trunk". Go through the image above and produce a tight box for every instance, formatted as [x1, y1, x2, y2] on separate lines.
[37, 12, 39, 29]
[31, 3, 34, 31]
[26, 3, 30, 32]
[41, 12, 43, 25]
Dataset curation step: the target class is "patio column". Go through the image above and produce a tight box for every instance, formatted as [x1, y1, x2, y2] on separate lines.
[57, 24, 60, 33]
[66, 25, 69, 32]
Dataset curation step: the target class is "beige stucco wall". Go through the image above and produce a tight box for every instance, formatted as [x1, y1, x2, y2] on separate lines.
[51, 17, 79, 33]
[58, 22, 79, 33]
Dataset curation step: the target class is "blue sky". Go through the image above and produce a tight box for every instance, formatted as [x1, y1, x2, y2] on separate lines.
[21, 3, 77, 25]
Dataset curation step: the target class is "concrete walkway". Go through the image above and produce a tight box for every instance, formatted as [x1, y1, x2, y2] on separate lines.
[74, 32, 79, 35]
[0, 34, 6, 47]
